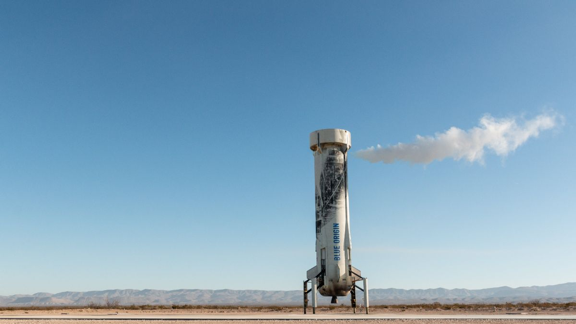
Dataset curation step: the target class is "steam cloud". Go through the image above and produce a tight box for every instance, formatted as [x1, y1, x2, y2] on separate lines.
[356, 111, 562, 165]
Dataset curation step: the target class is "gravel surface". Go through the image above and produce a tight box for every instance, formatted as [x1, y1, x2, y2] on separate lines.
[2, 321, 576, 324]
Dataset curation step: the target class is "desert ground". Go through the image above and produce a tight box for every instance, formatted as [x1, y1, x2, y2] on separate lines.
[2, 306, 576, 323]
[2, 303, 576, 315]
[3, 321, 576, 324]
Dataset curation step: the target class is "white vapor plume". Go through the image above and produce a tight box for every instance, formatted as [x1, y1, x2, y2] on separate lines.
[356, 111, 562, 165]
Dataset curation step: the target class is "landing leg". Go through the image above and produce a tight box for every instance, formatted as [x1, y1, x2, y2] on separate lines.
[363, 278, 369, 314]
[303, 280, 308, 314]
[350, 282, 357, 314]
[311, 278, 318, 314]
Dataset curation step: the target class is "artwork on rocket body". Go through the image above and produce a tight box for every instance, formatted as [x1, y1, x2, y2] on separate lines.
[315, 147, 345, 239]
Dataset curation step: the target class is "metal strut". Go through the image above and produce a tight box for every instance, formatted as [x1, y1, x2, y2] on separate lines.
[303, 280, 309, 314]
[364, 278, 369, 314]
[303, 270, 324, 314]
[350, 283, 357, 313]
[348, 266, 369, 314]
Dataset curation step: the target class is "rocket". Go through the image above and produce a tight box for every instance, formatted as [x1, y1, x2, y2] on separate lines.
[303, 129, 369, 314]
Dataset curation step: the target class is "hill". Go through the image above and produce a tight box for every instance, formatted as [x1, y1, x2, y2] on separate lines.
[2, 283, 576, 306]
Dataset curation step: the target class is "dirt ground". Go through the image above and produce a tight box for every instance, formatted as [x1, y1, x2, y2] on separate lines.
[1, 321, 576, 324]
[2, 306, 576, 324]
[2, 307, 576, 316]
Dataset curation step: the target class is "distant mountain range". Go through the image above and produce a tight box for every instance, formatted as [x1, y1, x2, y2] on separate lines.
[2, 283, 576, 306]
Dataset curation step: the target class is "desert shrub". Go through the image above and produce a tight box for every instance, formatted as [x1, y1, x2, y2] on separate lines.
[105, 297, 120, 308]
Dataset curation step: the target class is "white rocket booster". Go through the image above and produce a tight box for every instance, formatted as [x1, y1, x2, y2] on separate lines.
[304, 129, 366, 310]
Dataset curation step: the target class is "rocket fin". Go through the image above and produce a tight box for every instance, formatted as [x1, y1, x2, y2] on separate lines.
[306, 266, 320, 280]
[350, 265, 363, 281]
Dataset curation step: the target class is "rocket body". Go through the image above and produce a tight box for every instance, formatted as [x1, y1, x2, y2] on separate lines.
[307, 129, 357, 298]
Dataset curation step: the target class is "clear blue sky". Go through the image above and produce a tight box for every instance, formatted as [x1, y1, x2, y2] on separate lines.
[1, 0, 575, 296]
